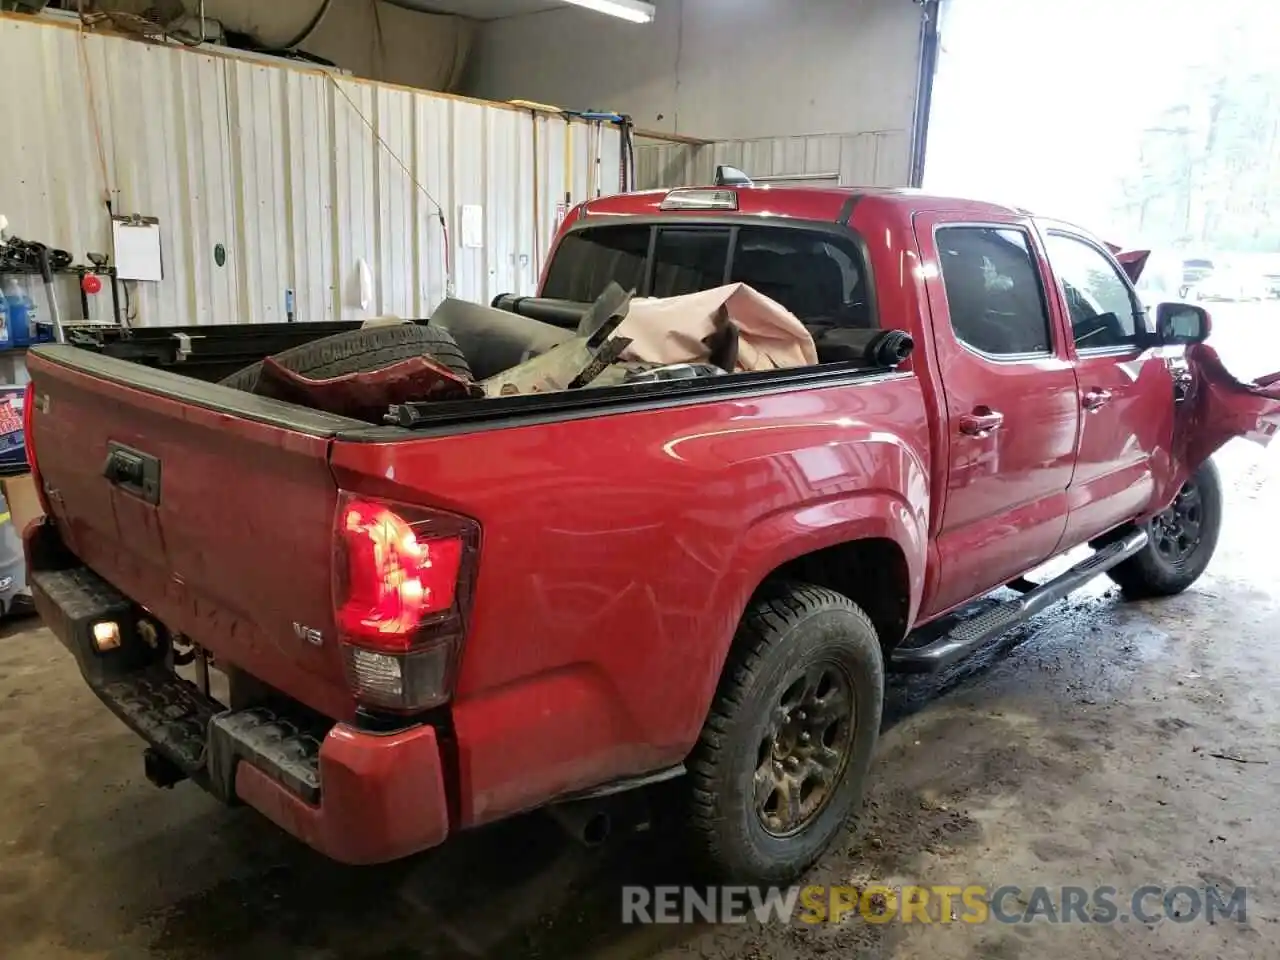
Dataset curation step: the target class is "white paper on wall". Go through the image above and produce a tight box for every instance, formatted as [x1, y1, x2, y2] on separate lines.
[112, 219, 163, 282]
[461, 205, 484, 249]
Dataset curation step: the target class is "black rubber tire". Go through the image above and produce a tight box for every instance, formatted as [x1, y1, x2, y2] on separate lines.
[219, 323, 471, 393]
[1108, 459, 1223, 599]
[686, 582, 884, 885]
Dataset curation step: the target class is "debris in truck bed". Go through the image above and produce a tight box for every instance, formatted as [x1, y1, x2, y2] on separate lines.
[479, 283, 635, 397]
[588, 361, 728, 388]
[256, 353, 481, 421]
[430, 298, 573, 380]
[469, 281, 817, 398]
[615, 283, 817, 371]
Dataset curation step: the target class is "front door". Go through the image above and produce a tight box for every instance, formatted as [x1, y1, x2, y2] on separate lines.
[1039, 227, 1175, 548]
[915, 216, 1081, 617]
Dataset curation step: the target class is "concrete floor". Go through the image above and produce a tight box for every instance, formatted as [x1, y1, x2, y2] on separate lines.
[1, 309, 1278, 960]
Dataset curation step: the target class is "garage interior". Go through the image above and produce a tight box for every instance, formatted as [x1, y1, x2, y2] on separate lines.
[0, 1, 1277, 959]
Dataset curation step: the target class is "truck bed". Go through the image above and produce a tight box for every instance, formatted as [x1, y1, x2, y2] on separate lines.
[24, 337, 929, 832]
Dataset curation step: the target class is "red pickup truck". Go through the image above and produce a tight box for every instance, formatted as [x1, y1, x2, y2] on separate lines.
[23, 185, 1280, 885]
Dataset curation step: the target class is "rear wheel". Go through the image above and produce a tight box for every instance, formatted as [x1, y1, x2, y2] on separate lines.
[686, 582, 883, 884]
[1108, 460, 1223, 598]
[219, 323, 471, 392]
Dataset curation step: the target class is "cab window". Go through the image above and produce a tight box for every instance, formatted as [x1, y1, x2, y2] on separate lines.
[542, 226, 649, 302]
[935, 226, 1053, 357]
[1044, 233, 1145, 350]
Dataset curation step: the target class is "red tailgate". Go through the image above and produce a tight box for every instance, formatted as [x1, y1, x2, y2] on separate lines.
[27, 347, 356, 720]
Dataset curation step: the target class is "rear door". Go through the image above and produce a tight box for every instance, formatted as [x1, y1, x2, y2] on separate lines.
[1039, 226, 1175, 548]
[914, 215, 1080, 617]
[28, 346, 356, 720]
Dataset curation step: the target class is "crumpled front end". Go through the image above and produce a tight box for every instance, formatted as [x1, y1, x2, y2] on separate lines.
[1163, 344, 1280, 504]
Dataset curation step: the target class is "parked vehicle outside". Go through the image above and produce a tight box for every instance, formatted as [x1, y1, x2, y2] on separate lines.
[1192, 268, 1270, 302]
[1181, 256, 1216, 296]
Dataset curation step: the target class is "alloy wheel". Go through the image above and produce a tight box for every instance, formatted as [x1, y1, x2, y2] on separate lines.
[754, 661, 856, 837]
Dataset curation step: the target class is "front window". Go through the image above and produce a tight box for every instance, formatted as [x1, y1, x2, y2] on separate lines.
[1044, 233, 1145, 350]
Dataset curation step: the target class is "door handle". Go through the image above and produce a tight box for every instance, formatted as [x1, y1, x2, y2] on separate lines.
[1083, 388, 1114, 411]
[958, 407, 1005, 436]
[102, 442, 162, 505]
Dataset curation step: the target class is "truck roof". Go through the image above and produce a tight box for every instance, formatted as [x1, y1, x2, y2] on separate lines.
[580, 185, 1030, 223]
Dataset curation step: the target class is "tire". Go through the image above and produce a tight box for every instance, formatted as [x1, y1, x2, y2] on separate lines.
[686, 582, 884, 885]
[219, 323, 471, 392]
[1108, 459, 1223, 599]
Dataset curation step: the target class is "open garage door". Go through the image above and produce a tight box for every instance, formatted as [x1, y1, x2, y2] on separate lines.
[923, 0, 1280, 383]
[922, 0, 1169, 228]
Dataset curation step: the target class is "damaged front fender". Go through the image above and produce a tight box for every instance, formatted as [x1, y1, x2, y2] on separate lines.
[1163, 343, 1280, 502]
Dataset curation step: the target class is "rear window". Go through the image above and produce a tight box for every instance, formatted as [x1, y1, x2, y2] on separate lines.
[651, 229, 731, 297]
[542, 226, 649, 302]
[731, 228, 869, 328]
[542, 222, 873, 328]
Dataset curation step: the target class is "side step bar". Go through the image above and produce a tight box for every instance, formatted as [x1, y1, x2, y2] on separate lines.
[891, 529, 1149, 673]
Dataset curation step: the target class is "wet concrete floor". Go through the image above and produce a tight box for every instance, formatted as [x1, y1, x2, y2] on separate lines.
[2, 316, 1279, 959]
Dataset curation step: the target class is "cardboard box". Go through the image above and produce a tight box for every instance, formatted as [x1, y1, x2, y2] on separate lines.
[2, 473, 43, 536]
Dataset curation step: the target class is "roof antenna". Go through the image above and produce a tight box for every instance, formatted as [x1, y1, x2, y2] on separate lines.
[714, 165, 752, 187]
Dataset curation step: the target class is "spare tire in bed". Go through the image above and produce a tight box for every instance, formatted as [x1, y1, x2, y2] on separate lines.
[219, 323, 472, 392]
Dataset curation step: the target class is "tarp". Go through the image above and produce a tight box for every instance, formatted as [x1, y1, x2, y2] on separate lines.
[616, 284, 817, 371]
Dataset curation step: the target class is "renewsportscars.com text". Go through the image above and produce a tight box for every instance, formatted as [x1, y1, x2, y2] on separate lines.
[622, 884, 1247, 926]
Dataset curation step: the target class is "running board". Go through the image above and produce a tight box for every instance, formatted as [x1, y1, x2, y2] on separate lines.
[891, 529, 1149, 673]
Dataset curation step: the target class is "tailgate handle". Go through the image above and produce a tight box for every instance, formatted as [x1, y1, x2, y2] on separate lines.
[103, 443, 162, 505]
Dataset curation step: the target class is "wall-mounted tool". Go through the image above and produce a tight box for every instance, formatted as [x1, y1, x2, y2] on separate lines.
[35, 247, 65, 343]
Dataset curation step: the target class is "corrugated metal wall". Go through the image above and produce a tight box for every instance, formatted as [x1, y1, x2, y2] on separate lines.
[635, 131, 911, 192]
[0, 14, 621, 328]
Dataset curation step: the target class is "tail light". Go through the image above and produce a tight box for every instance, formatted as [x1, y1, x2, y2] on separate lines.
[21, 381, 53, 518]
[332, 492, 479, 712]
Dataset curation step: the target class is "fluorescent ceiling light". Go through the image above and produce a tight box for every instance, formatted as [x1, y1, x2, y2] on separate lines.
[562, 0, 655, 24]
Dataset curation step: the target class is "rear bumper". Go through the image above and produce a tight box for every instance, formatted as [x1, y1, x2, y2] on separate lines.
[28, 536, 450, 864]
[235, 722, 449, 865]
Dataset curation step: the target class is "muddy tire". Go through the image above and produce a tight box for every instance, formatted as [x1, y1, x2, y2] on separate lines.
[686, 582, 883, 885]
[1108, 460, 1223, 599]
[219, 323, 471, 393]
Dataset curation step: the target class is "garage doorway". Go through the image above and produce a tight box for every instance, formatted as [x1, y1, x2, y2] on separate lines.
[923, 0, 1280, 381]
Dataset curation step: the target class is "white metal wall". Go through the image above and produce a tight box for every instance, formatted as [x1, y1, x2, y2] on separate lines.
[635, 132, 912, 192]
[467, 0, 924, 146]
[0, 15, 621, 328]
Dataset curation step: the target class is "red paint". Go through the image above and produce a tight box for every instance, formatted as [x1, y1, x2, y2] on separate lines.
[235, 722, 449, 864]
[1167, 343, 1280, 501]
[912, 211, 1078, 615]
[25, 184, 1279, 864]
[329, 375, 933, 825]
[29, 360, 353, 720]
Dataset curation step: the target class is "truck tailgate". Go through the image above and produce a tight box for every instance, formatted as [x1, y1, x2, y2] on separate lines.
[27, 345, 366, 720]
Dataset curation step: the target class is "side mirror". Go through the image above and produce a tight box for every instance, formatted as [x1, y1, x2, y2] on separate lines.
[1154, 302, 1211, 345]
